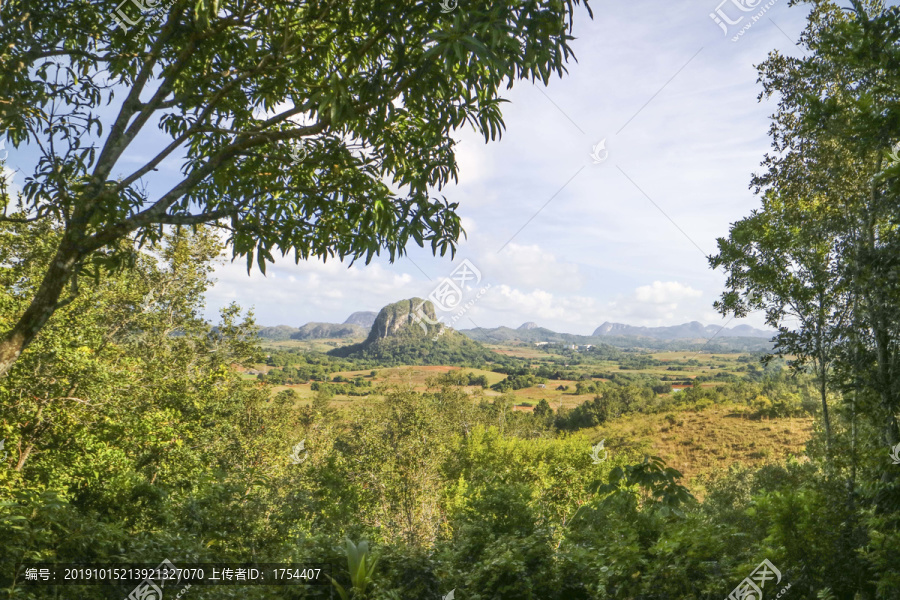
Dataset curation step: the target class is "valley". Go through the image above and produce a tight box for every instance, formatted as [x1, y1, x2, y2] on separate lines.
[243, 298, 814, 494]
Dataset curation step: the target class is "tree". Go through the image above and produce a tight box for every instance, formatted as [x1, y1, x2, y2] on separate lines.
[0, 225, 317, 580]
[712, 1, 900, 563]
[711, 0, 900, 460]
[710, 191, 847, 453]
[0, 0, 593, 376]
[533, 398, 552, 420]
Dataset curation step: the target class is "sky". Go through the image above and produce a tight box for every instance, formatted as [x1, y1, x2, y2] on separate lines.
[3, 0, 812, 335]
[209, 0, 809, 334]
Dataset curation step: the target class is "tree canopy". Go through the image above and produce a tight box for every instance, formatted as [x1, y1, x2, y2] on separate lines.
[0, 0, 593, 375]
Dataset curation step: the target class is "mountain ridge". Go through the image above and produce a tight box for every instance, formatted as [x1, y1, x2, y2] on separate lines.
[327, 298, 501, 364]
[255, 311, 772, 351]
[343, 311, 378, 328]
[592, 321, 770, 339]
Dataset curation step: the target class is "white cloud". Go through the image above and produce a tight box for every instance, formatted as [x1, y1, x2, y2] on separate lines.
[603, 281, 707, 326]
[477, 243, 583, 292]
[200, 0, 804, 333]
[206, 256, 415, 325]
[634, 281, 703, 304]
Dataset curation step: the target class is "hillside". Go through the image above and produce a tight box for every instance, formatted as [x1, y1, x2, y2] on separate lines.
[258, 315, 774, 351]
[588, 405, 813, 494]
[460, 325, 773, 352]
[593, 321, 771, 339]
[256, 324, 300, 341]
[344, 311, 378, 328]
[290, 322, 366, 340]
[328, 298, 502, 365]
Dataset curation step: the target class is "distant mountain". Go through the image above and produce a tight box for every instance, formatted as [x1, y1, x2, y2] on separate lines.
[290, 322, 366, 340]
[328, 298, 500, 364]
[257, 311, 376, 341]
[463, 326, 589, 344]
[257, 325, 301, 341]
[460, 320, 773, 352]
[592, 321, 771, 339]
[344, 311, 378, 328]
[258, 312, 772, 352]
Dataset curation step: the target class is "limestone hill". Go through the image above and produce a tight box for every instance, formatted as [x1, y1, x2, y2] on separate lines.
[328, 298, 501, 365]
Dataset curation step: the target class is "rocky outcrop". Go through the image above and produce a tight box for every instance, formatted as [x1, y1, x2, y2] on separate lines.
[343, 311, 378, 328]
[365, 298, 439, 343]
[328, 298, 496, 364]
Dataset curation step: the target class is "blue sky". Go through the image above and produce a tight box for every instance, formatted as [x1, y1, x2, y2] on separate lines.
[3, 0, 811, 335]
[208, 0, 809, 333]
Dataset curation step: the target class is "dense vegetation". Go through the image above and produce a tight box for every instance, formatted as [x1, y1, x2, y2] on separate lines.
[329, 323, 505, 367]
[3, 1, 900, 599]
[0, 227, 875, 600]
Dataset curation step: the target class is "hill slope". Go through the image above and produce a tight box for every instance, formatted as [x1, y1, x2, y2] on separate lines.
[592, 321, 770, 339]
[290, 322, 366, 340]
[257, 325, 301, 341]
[461, 323, 773, 352]
[344, 311, 378, 328]
[328, 298, 502, 365]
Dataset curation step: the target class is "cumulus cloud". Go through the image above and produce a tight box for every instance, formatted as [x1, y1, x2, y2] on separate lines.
[200, 0, 802, 332]
[206, 256, 416, 325]
[634, 281, 703, 304]
[477, 243, 583, 292]
[606, 281, 706, 326]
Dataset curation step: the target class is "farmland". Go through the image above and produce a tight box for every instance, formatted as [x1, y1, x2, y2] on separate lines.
[240, 338, 816, 494]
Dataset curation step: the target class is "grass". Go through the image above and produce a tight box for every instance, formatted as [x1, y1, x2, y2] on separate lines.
[484, 344, 558, 359]
[587, 404, 814, 496]
[260, 337, 366, 353]
[249, 352, 816, 498]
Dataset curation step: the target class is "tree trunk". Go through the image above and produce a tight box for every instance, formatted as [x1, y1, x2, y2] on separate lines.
[819, 357, 832, 456]
[15, 442, 34, 472]
[0, 238, 82, 378]
[815, 298, 832, 456]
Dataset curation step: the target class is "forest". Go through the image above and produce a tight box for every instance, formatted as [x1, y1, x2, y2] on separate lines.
[2, 0, 900, 598]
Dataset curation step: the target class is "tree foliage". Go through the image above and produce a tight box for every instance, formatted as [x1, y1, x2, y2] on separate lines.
[0, 0, 593, 375]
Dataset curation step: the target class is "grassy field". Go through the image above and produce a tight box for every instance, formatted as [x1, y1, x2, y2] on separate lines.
[586, 404, 814, 495]
[244, 341, 769, 409]
[583, 351, 751, 380]
[484, 344, 561, 359]
[245, 364, 610, 409]
[245, 342, 815, 496]
[261, 337, 366, 353]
